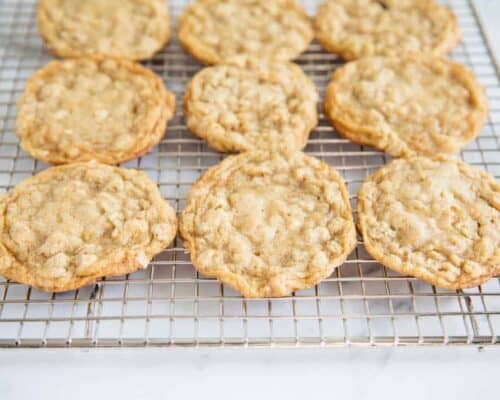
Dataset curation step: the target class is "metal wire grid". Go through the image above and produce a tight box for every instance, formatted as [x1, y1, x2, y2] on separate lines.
[0, 0, 498, 348]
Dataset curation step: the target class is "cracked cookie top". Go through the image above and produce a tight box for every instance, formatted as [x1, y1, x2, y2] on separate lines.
[178, 0, 313, 64]
[0, 162, 178, 292]
[183, 57, 318, 153]
[17, 57, 175, 165]
[358, 157, 500, 289]
[324, 55, 487, 157]
[37, 0, 171, 60]
[180, 152, 356, 297]
[315, 0, 460, 60]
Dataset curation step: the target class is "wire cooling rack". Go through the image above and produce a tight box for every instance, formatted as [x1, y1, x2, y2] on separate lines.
[0, 0, 499, 348]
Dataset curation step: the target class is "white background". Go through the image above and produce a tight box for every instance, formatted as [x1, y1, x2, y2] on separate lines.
[1, 347, 499, 400]
[1, 1, 500, 399]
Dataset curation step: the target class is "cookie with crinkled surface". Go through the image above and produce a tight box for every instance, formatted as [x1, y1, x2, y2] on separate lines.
[0, 162, 178, 292]
[16, 57, 175, 165]
[180, 152, 356, 298]
[324, 55, 487, 157]
[358, 157, 500, 289]
[183, 57, 318, 153]
[37, 0, 171, 60]
[178, 0, 313, 64]
[315, 0, 460, 60]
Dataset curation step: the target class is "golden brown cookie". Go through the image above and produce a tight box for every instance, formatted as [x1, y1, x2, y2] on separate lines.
[358, 157, 500, 289]
[178, 0, 313, 65]
[183, 57, 318, 153]
[324, 55, 487, 157]
[16, 57, 176, 165]
[37, 0, 171, 60]
[180, 152, 357, 298]
[0, 162, 178, 292]
[315, 0, 460, 60]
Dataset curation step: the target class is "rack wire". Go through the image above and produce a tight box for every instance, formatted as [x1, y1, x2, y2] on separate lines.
[0, 0, 499, 348]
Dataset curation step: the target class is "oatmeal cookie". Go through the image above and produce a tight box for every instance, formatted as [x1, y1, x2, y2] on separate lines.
[180, 152, 356, 298]
[178, 0, 313, 64]
[37, 0, 171, 60]
[315, 0, 460, 60]
[358, 157, 500, 289]
[0, 162, 178, 292]
[183, 57, 318, 153]
[324, 55, 487, 157]
[16, 57, 176, 165]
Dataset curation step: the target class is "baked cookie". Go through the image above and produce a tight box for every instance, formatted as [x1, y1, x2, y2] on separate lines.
[324, 55, 487, 157]
[37, 0, 171, 60]
[183, 57, 318, 153]
[358, 157, 500, 289]
[0, 162, 178, 292]
[180, 152, 356, 298]
[16, 57, 176, 165]
[178, 0, 313, 64]
[315, 0, 460, 60]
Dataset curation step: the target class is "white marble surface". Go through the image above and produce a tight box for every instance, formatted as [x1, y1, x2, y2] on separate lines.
[474, 0, 500, 69]
[1, 1, 500, 399]
[1, 347, 499, 400]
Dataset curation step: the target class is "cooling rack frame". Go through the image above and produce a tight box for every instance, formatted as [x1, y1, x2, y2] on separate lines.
[0, 0, 498, 348]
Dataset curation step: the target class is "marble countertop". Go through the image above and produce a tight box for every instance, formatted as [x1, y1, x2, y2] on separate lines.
[1, 347, 499, 400]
